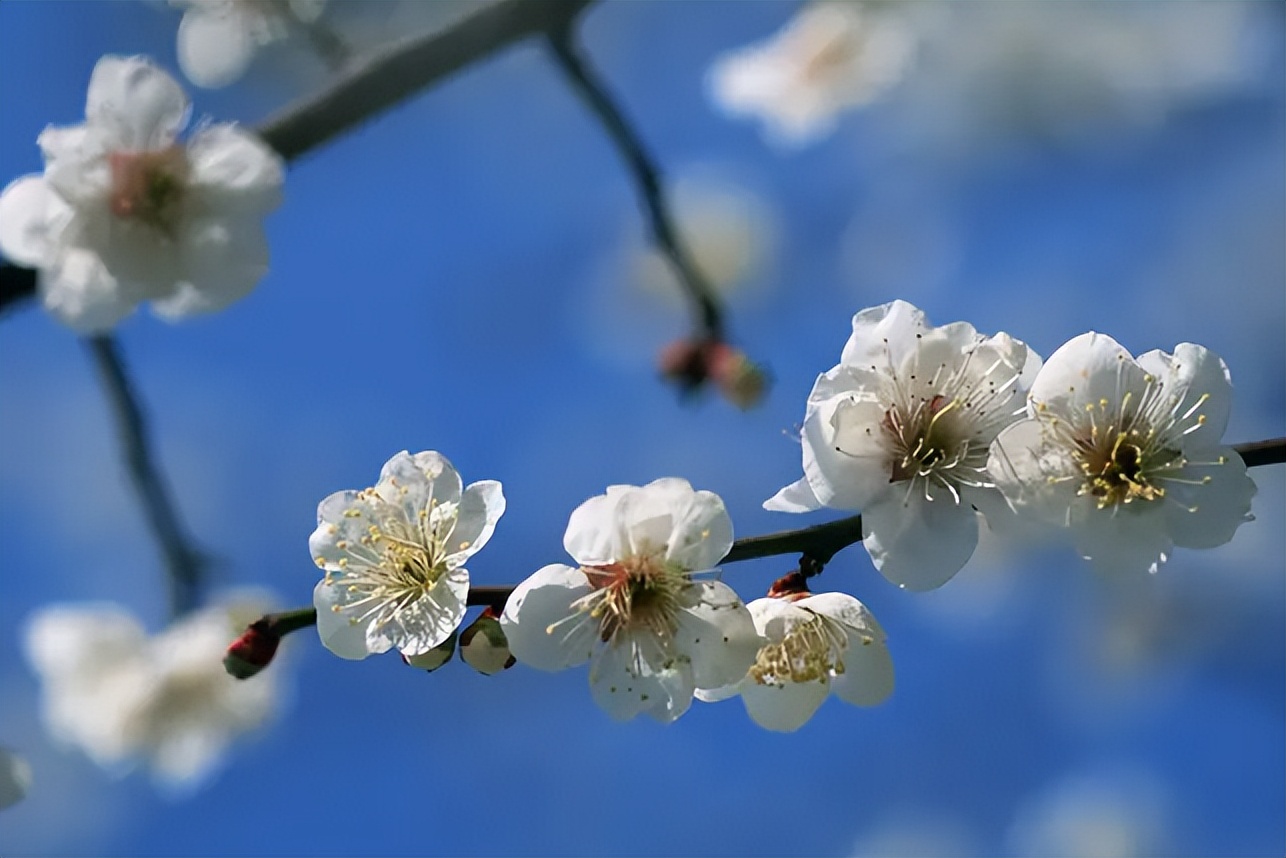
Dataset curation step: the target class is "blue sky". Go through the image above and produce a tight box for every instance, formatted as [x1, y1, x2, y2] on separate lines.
[1, 2, 1282, 855]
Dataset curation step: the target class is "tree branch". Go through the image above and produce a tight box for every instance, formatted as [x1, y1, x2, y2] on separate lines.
[0, 262, 37, 316]
[544, 21, 725, 342]
[257, 0, 594, 162]
[1235, 437, 1286, 468]
[86, 335, 206, 617]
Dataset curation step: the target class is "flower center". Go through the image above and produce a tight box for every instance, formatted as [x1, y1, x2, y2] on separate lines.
[1080, 433, 1167, 507]
[581, 555, 687, 645]
[109, 146, 188, 233]
[748, 614, 848, 686]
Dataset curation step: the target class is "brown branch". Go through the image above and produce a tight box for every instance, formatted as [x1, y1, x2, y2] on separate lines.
[257, 0, 594, 162]
[1235, 436, 1286, 468]
[86, 336, 206, 617]
[544, 20, 725, 341]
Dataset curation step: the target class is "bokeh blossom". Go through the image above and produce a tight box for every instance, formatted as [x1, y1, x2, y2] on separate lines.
[310, 451, 505, 661]
[767, 300, 1041, 590]
[0, 747, 32, 810]
[501, 478, 760, 723]
[0, 55, 283, 331]
[174, 0, 328, 89]
[23, 593, 281, 788]
[988, 333, 1255, 575]
[697, 591, 893, 732]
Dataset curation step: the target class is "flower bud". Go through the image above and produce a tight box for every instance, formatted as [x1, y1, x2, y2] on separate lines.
[459, 608, 516, 675]
[223, 620, 281, 679]
[402, 630, 457, 672]
[658, 338, 768, 409]
[767, 570, 811, 600]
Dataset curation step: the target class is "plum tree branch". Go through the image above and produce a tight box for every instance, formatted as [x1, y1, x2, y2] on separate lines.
[544, 19, 725, 341]
[244, 433, 1286, 650]
[87, 336, 206, 617]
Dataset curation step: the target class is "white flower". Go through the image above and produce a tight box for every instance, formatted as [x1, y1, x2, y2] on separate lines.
[22, 593, 281, 788]
[708, 2, 915, 147]
[0, 747, 32, 811]
[766, 300, 1041, 590]
[174, 0, 328, 89]
[0, 55, 284, 332]
[500, 478, 761, 723]
[987, 333, 1255, 575]
[697, 591, 893, 732]
[310, 450, 505, 661]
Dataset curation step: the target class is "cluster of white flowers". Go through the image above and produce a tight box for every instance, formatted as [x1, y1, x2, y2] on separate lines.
[22, 593, 282, 788]
[173, 0, 328, 89]
[0, 55, 283, 332]
[768, 300, 1257, 582]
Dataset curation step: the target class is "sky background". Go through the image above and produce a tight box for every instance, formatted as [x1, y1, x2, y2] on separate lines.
[0, 1, 1283, 855]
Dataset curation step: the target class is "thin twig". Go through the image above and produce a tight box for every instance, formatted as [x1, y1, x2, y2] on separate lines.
[86, 336, 205, 617]
[544, 22, 725, 341]
[1235, 437, 1286, 468]
[0, 262, 37, 316]
[258, 0, 594, 162]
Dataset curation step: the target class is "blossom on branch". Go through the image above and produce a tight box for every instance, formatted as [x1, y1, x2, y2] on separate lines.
[22, 593, 281, 788]
[0, 747, 32, 811]
[708, 2, 915, 147]
[0, 55, 283, 332]
[174, 0, 328, 89]
[766, 300, 1041, 590]
[696, 591, 893, 732]
[501, 478, 760, 723]
[310, 451, 505, 661]
[988, 333, 1256, 575]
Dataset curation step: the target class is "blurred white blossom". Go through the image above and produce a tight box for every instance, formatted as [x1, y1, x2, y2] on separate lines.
[0, 55, 283, 332]
[1007, 769, 1173, 857]
[697, 591, 892, 732]
[767, 300, 1041, 590]
[173, 0, 327, 88]
[708, 2, 915, 147]
[501, 478, 760, 723]
[23, 593, 281, 789]
[0, 747, 32, 810]
[989, 333, 1256, 576]
[310, 451, 505, 661]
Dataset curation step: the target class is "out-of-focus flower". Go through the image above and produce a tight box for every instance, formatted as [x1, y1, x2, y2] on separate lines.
[766, 300, 1041, 590]
[501, 478, 760, 723]
[310, 451, 505, 661]
[697, 591, 892, 732]
[459, 608, 515, 675]
[988, 333, 1255, 575]
[0, 747, 32, 810]
[23, 593, 281, 788]
[174, 0, 328, 88]
[1006, 768, 1173, 857]
[708, 2, 915, 147]
[0, 55, 283, 332]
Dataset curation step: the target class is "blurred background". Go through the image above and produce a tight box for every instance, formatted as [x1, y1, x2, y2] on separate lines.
[0, 1, 1282, 855]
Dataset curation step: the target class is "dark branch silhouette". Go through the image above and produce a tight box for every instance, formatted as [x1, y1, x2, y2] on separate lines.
[87, 336, 206, 617]
[544, 21, 725, 342]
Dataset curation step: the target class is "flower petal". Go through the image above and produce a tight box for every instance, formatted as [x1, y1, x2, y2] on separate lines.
[177, 8, 258, 89]
[153, 216, 269, 318]
[23, 604, 147, 680]
[187, 125, 283, 214]
[312, 579, 376, 660]
[840, 299, 932, 370]
[1163, 449, 1256, 549]
[1071, 499, 1172, 576]
[589, 634, 695, 723]
[862, 491, 980, 590]
[763, 475, 823, 513]
[86, 56, 190, 150]
[801, 389, 892, 510]
[830, 638, 894, 707]
[40, 244, 139, 333]
[988, 418, 1082, 524]
[374, 451, 464, 526]
[0, 176, 69, 267]
[38, 125, 111, 206]
[1030, 332, 1146, 416]
[444, 480, 506, 565]
[373, 569, 467, 658]
[563, 486, 632, 565]
[674, 581, 760, 689]
[1136, 343, 1234, 451]
[739, 676, 829, 732]
[500, 564, 596, 671]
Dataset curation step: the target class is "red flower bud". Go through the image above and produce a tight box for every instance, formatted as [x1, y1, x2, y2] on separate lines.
[224, 621, 281, 679]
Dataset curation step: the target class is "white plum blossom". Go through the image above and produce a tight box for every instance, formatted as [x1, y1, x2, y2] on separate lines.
[174, 0, 328, 89]
[501, 478, 761, 723]
[0, 747, 32, 811]
[766, 301, 1041, 590]
[697, 591, 893, 732]
[22, 593, 281, 788]
[310, 451, 505, 661]
[0, 55, 284, 332]
[988, 333, 1255, 576]
[708, 2, 915, 147]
